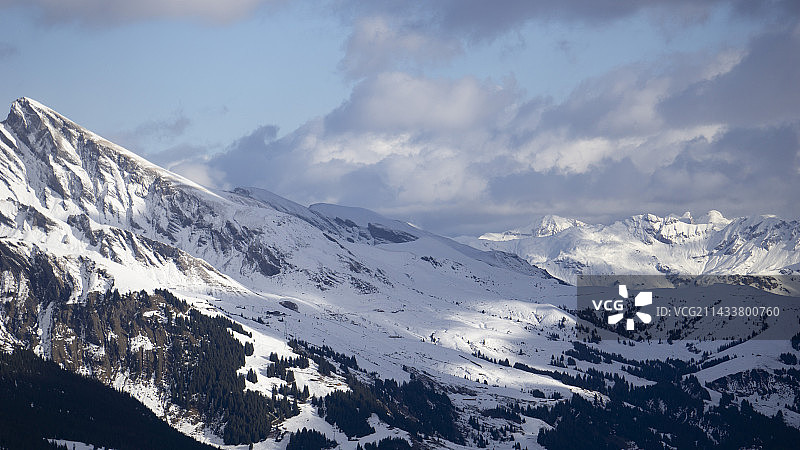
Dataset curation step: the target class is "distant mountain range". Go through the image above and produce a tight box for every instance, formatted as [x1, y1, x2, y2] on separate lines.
[458, 211, 800, 284]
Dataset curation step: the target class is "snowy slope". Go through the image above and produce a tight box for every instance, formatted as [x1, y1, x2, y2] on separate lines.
[0, 98, 580, 447]
[0, 98, 558, 306]
[2, 98, 799, 449]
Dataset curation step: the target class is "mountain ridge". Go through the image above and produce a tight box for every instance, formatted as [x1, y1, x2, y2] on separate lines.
[459, 210, 800, 284]
[2, 98, 799, 449]
[0, 98, 577, 447]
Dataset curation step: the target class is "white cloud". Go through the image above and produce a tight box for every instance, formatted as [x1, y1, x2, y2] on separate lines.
[169, 160, 227, 189]
[340, 16, 462, 78]
[208, 24, 800, 234]
[0, 0, 281, 24]
[326, 72, 520, 133]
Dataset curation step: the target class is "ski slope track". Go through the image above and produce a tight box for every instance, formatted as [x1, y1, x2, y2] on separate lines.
[1, 98, 799, 449]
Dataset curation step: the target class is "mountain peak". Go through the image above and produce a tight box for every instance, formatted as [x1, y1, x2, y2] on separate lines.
[476, 214, 586, 241]
[7, 97, 65, 127]
[3, 98, 216, 191]
[534, 214, 585, 237]
[4, 97, 88, 170]
[699, 209, 730, 227]
[12, 96, 50, 112]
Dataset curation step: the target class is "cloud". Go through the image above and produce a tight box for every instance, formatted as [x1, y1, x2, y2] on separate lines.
[476, 126, 799, 235]
[334, 1, 717, 77]
[334, 0, 800, 50]
[169, 159, 227, 189]
[0, 0, 283, 25]
[111, 112, 191, 155]
[209, 73, 523, 210]
[135, 115, 190, 141]
[128, 142, 226, 189]
[336, 1, 734, 44]
[659, 26, 800, 128]
[340, 16, 462, 78]
[142, 142, 206, 167]
[332, 0, 800, 78]
[325, 72, 520, 133]
[206, 23, 800, 235]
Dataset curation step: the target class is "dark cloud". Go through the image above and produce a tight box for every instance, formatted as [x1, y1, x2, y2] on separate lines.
[211, 124, 282, 187]
[660, 27, 800, 128]
[434, 1, 664, 40]
[709, 124, 800, 175]
[730, 0, 800, 22]
[333, 0, 800, 77]
[484, 125, 800, 229]
[642, 125, 800, 217]
[230, 124, 280, 150]
[335, 0, 735, 43]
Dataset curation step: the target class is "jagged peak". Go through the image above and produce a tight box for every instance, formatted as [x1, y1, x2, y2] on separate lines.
[8, 97, 70, 126]
[2, 97, 222, 199]
[11, 96, 48, 112]
[4, 97, 89, 172]
[7, 97, 94, 151]
[534, 214, 586, 237]
[665, 211, 693, 224]
[625, 210, 734, 230]
[699, 209, 730, 227]
[477, 214, 586, 241]
[12, 96, 47, 112]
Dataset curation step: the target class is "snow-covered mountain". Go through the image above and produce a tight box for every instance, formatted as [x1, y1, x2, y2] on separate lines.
[459, 211, 800, 283]
[1, 98, 799, 449]
[0, 98, 577, 447]
[0, 98, 548, 299]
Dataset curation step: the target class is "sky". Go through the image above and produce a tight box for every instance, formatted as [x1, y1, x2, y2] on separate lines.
[1, 1, 799, 236]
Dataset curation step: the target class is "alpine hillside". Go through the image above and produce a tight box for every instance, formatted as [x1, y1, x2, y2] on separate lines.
[1, 98, 799, 450]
